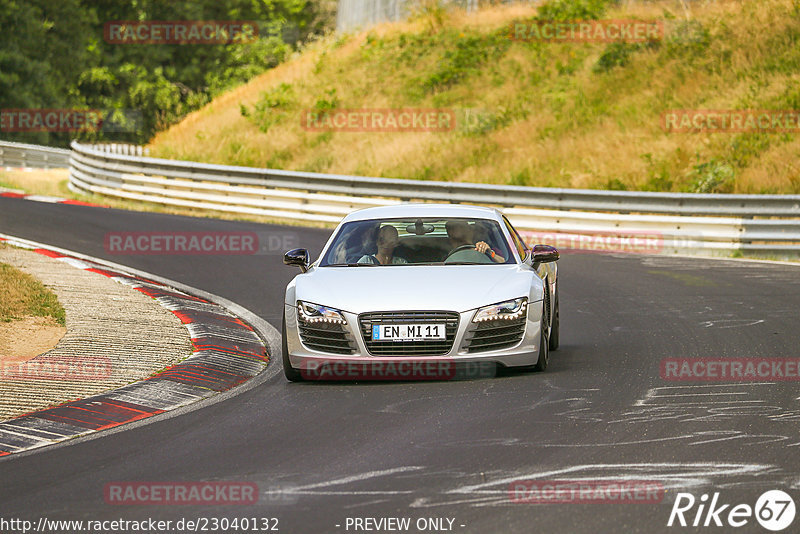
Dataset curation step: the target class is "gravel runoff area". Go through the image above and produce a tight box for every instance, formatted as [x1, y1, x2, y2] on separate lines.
[0, 246, 193, 421]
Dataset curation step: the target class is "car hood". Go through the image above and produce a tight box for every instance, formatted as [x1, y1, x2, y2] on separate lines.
[292, 265, 537, 314]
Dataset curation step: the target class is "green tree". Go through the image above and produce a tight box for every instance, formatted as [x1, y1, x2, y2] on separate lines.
[0, 0, 335, 146]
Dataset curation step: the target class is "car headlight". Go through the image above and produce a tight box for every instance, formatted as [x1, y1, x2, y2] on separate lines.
[473, 298, 527, 322]
[297, 301, 347, 324]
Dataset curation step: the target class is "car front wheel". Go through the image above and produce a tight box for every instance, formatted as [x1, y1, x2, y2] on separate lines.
[549, 285, 559, 351]
[282, 315, 304, 382]
[533, 322, 549, 372]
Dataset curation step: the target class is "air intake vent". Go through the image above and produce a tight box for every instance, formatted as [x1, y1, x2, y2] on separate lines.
[464, 316, 526, 353]
[298, 320, 356, 354]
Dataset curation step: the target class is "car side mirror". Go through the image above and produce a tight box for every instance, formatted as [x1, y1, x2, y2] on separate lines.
[532, 244, 559, 263]
[284, 248, 310, 272]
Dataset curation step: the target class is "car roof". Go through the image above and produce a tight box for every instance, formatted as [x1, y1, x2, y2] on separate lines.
[341, 203, 504, 223]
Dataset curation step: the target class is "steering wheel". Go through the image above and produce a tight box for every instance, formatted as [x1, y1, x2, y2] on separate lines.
[445, 244, 478, 260]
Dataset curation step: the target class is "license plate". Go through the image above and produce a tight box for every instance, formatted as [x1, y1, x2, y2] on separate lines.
[372, 323, 446, 341]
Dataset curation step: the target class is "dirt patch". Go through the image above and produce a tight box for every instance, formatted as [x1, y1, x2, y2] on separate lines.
[0, 316, 66, 363]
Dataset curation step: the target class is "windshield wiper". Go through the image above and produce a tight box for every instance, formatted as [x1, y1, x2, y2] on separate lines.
[441, 261, 494, 265]
[325, 263, 379, 267]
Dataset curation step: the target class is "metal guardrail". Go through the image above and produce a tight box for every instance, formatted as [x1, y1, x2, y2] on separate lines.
[0, 141, 71, 170]
[65, 141, 800, 258]
[67, 142, 800, 217]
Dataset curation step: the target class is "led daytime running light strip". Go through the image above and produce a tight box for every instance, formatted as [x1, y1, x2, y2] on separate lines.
[302, 316, 346, 324]
[474, 301, 527, 322]
[298, 304, 346, 324]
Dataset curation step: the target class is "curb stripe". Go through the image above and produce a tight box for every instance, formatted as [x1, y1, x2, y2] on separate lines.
[0, 191, 106, 207]
[33, 248, 63, 258]
[0, 237, 269, 457]
[134, 286, 210, 302]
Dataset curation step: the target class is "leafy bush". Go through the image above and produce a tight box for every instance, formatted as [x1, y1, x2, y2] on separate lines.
[640, 153, 674, 191]
[422, 31, 510, 92]
[206, 33, 292, 96]
[687, 159, 735, 193]
[665, 20, 711, 59]
[314, 88, 339, 113]
[242, 83, 296, 133]
[458, 107, 515, 135]
[535, 0, 615, 22]
[727, 134, 772, 169]
[594, 42, 640, 73]
[508, 168, 531, 186]
[408, 0, 449, 33]
[605, 177, 628, 190]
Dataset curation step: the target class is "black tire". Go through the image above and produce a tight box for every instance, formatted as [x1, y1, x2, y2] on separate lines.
[533, 322, 549, 372]
[549, 284, 559, 351]
[282, 315, 304, 382]
[514, 300, 549, 373]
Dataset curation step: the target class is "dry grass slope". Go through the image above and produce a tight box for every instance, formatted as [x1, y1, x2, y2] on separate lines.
[148, 0, 800, 194]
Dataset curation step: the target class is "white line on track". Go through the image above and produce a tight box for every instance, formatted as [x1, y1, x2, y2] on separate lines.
[288, 466, 426, 491]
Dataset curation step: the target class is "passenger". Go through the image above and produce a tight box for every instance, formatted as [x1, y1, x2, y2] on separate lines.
[445, 220, 505, 263]
[358, 225, 408, 265]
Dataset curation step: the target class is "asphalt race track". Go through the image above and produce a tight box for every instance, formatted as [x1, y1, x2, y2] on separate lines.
[1, 196, 799, 533]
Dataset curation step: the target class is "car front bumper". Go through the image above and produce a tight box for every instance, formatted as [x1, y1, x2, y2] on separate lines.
[284, 303, 544, 377]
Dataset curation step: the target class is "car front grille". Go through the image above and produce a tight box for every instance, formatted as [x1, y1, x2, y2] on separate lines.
[359, 311, 460, 356]
[463, 315, 527, 353]
[298, 320, 356, 354]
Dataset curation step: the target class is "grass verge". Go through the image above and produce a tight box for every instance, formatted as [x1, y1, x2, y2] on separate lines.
[0, 262, 66, 326]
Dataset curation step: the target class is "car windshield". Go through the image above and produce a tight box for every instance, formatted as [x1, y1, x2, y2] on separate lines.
[320, 217, 515, 266]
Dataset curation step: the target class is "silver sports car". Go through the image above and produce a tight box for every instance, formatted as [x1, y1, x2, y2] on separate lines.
[281, 204, 559, 381]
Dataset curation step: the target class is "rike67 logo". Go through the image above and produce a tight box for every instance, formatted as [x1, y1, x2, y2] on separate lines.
[668, 490, 795, 531]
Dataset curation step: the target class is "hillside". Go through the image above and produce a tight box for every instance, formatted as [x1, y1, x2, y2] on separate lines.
[148, 0, 800, 194]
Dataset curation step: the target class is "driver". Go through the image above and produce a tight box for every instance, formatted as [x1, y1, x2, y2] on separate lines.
[358, 225, 408, 265]
[445, 220, 505, 263]
[473, 221, 506, 263]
